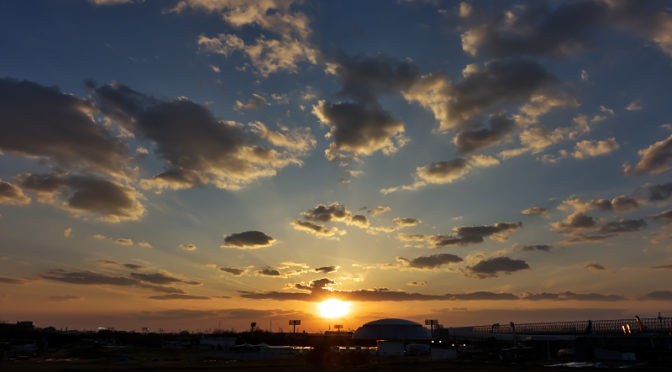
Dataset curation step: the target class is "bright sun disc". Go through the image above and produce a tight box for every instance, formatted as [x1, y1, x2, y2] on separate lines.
[319, 299, 349, 318]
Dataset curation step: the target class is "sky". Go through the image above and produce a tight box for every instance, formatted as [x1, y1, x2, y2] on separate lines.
[2, 0, 672, 333]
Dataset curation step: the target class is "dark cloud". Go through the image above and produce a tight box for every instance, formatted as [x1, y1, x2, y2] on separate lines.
[17, 172, 145, 222]
[314, 266, 338, 274]
[90, 82, 310, 191]
[313, 101, 406, 162]
[454, 114, 516, 152]
[393, 217, 420, 227]
[648, 182, 672, 201]
[148, 294, 210, 300]
[651, 209, 672, 224]
[460, 1, 672, 58]
[397, 221, 521, 248]
[447, 292, 518, 301]
[123, 263, 146, 270]
[349, 214, 370, 228]
[0, 179, 30, 205]
[41, 269, 192, 294]
[466, 257, 530, 279]
[599, 218, 646, 233]
[130, 272, 199, 285]
[302, 202, 350, 222]
[0, 78, 131, 177]
[329, 53, 421, 104]
[585, 263, 606, 271]
[435, 222, 522, 247]
[221, 231, 276, 249]
[522, 291, 626, 301]
[291, 219, 345, 239]
[396, 253, 463, 270]
[407, 281, 427, 287]
[640, 291, 672, 301]
[404, 59, 559, 131]
[48, 295, 80, 301]
[295, 278, 335, 292]
[256, 267, 281, 277]
[611, 196, 639, 213]
[416, 158, 470, 184]
[515, 244, 552, 252]
[0, 276, 24, 284]
[552, 212, 596, 231]
[650, 264, 672, 270]
[624, 134, 672, 176]
[521, 206, 547, 215]
[220, 267, 247, 276]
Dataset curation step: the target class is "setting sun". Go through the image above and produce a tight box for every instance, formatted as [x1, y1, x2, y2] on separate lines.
[318, 299, 350, 319]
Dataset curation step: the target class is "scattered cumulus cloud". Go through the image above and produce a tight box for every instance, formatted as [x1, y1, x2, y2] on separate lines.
[221, 231, 276, 249]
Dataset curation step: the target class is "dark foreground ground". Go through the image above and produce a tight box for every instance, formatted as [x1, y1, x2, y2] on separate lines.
[3, 353, 672, 372]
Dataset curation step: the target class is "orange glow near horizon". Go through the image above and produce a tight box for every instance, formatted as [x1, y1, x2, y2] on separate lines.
[318, 299, 350, 319]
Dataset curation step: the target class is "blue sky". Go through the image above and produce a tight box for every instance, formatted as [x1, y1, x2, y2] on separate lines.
[1, 0, 672, 332]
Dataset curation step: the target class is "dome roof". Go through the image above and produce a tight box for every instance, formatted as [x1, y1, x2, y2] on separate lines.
[352, 318, 431, 340]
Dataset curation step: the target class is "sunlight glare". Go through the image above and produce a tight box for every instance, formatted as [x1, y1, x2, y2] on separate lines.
[318, 299, 350, 318]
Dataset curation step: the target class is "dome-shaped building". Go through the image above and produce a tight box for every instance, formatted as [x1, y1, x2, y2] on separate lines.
[352, 318, 431, 341]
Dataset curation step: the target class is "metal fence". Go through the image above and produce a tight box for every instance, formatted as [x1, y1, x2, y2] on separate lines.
[471, 316, 672, 336]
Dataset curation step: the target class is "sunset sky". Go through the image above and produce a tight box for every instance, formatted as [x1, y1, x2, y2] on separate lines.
[2, 0, 672, 333]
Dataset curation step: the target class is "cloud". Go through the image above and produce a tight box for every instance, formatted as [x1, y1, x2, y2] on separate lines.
[0, 276, 24, 284]
[521, 206, 547, 215]
[0, 78, 131, 178]
[465, 256, 530, 279]
[370, 206, 391, 216]
[396, 253, 463, 270]
[63, 228, 72, 238]
[402, 59, 561, 132]
[0, 179, 30, 205]
[397, 221, 521, 248]
[314, 266, 338, 274]
[313, 100, 407, 162]
[17, 172, 145, 222]
[248, 121, 316, 152]
[130, 272, 199, 285]
[650, 210, 672, 224]
[514, 244, 552, 252]
[624, 134, 672, 175]
[233, 93, 269, 111]
[572, 138, 619, 159]
[42, 269, 138, 286]
[90, 82, 309, 191]
[221, 231, 276, 249]
[648, 182, 672, 201]
[521, 291, 626, 301]
[393, 217, 421, 227]
[123, 263, 146, 270]
[220, 266, 249, 276]
[327, 53, 422, 105]
[89, 0, 133, 5]
[651, 264, 672, 270]
[626, 100, 643, 111]
[138, 241, 152, 249]
[599, 218, 646, 233]
[639, 291, 672, 301]
[256, 267, 281, 277]
[180, 0, 317, 76]
[148, 294, 210, 300]
[49, 295, 80, 301]
[348, 214, 370, 228]
[240, 284, 519, 302]
[291, 219, 346, 239]
[115, 238, 133, 246]
[382, 155, 499, 193]
[178, 243, 197, 251]
[454, 114, 516, 152]
[459, 1, 672, 58]
[559, 195, 639, 213]
[585, 263, 606, 272]
[407, 281, 427, 287]
[552, 212, 597, 231]
[301, 202, 350, 222]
